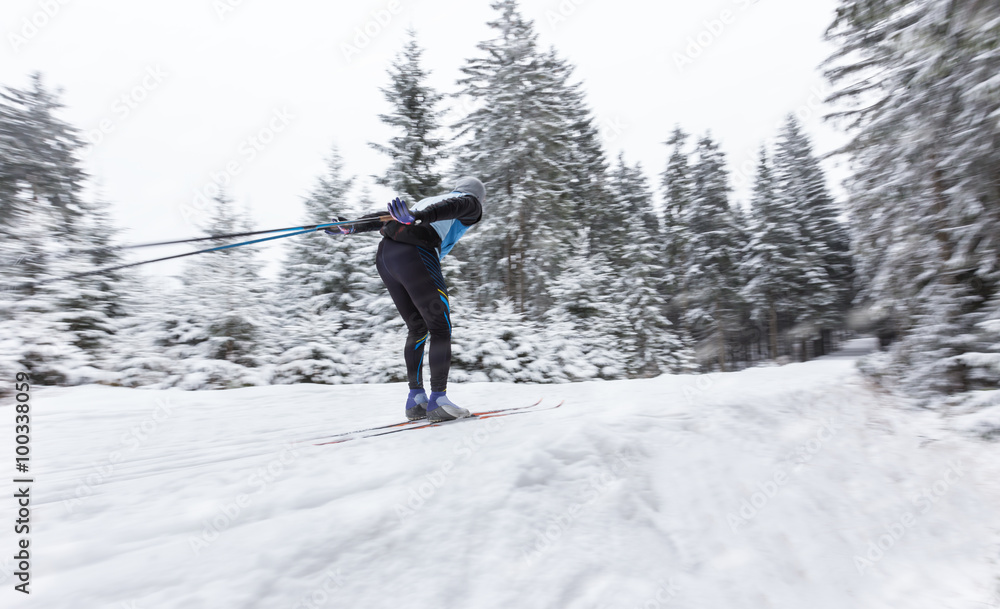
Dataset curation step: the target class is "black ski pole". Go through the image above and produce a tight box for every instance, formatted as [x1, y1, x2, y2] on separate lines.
[6, 215, 389, 291]
[57, 214, 393, 257]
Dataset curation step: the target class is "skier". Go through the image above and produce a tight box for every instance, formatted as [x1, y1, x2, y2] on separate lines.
[329, 177, 486, 422]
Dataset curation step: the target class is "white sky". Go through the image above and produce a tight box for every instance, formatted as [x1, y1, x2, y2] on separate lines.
[1, 0, 847, 279]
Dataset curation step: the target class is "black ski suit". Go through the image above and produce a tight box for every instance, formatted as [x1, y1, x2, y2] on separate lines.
[351, 190, 482, 392]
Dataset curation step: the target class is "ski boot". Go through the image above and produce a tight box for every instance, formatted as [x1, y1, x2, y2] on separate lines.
[405, 389, 429, 421]
[426, 392, 471, 422]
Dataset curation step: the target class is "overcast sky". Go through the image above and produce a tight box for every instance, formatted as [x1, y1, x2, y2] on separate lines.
[1, 0, 846, 279]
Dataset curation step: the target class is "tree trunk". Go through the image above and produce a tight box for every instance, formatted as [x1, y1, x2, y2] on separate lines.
[517, 203, 527, 314]
[931, 153, 954, 274]
[504, 239, 513, 308]
[769, 304, 778, 360]
[716, 301, 726, 372]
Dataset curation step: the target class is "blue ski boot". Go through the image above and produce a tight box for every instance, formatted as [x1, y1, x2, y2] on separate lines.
[405, 389, 429, 421]
[426, 392, 471, 422]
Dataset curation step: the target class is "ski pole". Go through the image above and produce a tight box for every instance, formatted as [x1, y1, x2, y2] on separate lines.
[58, 215, 394, 257]
[106, 215, 392, 250]
[7, 215, 389, 291]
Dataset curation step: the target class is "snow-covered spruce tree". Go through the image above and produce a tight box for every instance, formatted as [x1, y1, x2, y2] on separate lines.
[328, 188, 402, 386]
[661, 127, 693, 264]
[728, 201, 762, 367]
[535, 46, 614, 257]
[0, 73, 86, 226]
[772, 116, 851, 335]
[0, 74, 127, 389]
[369, 29, 447, 201]
[741, 147, 804, 360]
[158, 192, 269, 389]
[660, 126, 695, 329]
[452, 0, 592, 316]
[113, 275, 176, 388]
[603, 154, 658, 266]
[543, 230, 622, 380]
[269, 299, 352, 386]
[825, 0, 1000, 403]
[608, 155, 696, 376]
[271, 147, 356, 385]
[281, 147, 356, 312]
[58, 196, 138, 381]
[451, 298, 545, 383]
[340, 228, 402, 385]
[739, 121, 848, 364]
[680, 134, 745, 371]
[965, 289, 1000, 413]
[0, 192, 85, 389]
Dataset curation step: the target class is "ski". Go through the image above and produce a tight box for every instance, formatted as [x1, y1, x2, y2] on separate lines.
[475, 400, 563, 420]
[307, 399, 544, 446]
[314, 399, 561, 446]
[371, 400, 564, 440]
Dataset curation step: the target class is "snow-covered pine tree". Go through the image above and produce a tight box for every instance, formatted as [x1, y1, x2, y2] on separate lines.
[772, 116, 850, 335]
[680, 133, 744, 371]
[51, 196, 136, 383]
[661, 127, 693, 261]
[281, 147, 356, 312]
[337, 190, 402, 385]
[602, 154, 656, 267]
[607, 155, 696, 376]
[741, 147, 803, 360]
[727, 200, 760, 367]
[269, 302, 352, 386]
[272, 147, 358, 384]
[0, 74, 126, 390]
[534, 46, 613, 256]
[660, 126, 695, 329]
[0, 191, 85, 389]
[369, 29, 447, 201]
[825, 0, 1000, 403]
[452, 0, 584, 316]
[964, 289, 1000, 407]
[0, 73, 86, 226]
[739, 120, 848, 364]
[451, 298, 543, 383]
[544, 230, 622, 380]
[113, 275, 175, 388]
[159, 192, 269, 389]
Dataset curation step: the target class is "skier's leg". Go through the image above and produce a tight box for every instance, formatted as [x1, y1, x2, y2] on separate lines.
[403, 252, 467, 421]
[409, 246, 452, 393]
[378, 240, 456, 395]
[376, 240, 428, 390]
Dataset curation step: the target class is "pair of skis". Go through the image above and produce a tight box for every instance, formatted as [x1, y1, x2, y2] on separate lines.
[310, 399, 562, 446]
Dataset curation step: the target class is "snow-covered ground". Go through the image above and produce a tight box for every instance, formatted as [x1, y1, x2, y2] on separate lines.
[3, 338, 1000, 609]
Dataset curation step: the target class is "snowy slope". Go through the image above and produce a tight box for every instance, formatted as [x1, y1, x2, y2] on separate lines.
[3, 339, 1000, 609]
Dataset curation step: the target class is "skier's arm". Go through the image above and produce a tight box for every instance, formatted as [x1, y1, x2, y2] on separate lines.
[326, 212, 385, 235]
[413, 194, 482, 226]
[349, 211, 387, 233]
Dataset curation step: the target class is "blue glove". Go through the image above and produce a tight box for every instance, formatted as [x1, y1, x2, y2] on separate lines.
[387, 197, 415, 225]
[323, 216, 354, 235]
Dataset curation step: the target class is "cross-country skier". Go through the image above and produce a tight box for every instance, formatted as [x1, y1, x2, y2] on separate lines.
[328, 177, 486, 422]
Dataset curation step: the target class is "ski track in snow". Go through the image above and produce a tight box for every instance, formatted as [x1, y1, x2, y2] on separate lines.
[3, 339, 1000, 609]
